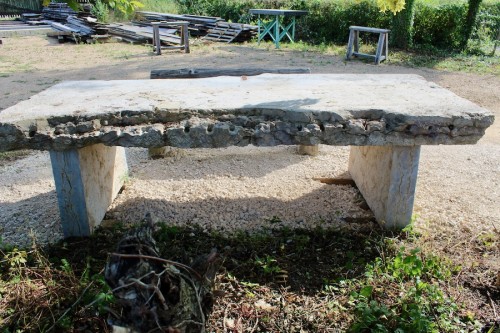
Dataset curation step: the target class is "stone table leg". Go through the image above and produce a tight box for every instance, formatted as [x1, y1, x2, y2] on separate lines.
[49, 144, 128, 237]
[348, 145, 421, 229]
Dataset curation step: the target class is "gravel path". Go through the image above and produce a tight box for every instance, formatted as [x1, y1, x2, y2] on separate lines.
[0, 36, 498, 248]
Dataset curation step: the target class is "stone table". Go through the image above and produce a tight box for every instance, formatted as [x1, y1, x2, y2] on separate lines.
[0, 74, 494, 237]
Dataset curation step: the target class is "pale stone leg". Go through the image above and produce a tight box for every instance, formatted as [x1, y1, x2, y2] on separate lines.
[148, 146, 169, 159]
[348, 145, 420, 229]
[297, 144, 319, 156]
[50, 144, 128, 237]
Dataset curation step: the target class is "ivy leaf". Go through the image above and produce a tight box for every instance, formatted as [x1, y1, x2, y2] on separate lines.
[359, 285, 373, 299]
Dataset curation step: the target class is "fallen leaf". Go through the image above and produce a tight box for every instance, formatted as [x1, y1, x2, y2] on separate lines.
[254, 299, 276, 311]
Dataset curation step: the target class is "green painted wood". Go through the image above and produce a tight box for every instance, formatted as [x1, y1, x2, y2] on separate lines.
[251, 9, 307, 48]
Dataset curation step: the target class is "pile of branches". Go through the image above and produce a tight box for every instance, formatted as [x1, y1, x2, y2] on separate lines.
[105, 214, 221, 332]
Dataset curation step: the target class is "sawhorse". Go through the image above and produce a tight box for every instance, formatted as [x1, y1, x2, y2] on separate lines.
[346, 26, 390, 65]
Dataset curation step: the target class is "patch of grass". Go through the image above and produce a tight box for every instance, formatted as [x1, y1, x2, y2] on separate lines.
[254, 40, 345, 56]
[141, 0, 178, 13]
[0, 228, 125, 332]
[389, 49, 500, 75]
[1, 222, 496, 332]
[252, 40, 499, 75]
[348, 247, 476, 332]
[0, 150, 32, 166]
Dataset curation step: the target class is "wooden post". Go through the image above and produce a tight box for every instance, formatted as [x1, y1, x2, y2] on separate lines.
[152, 22, 161, 55]
[354, 30, 359, 54]
[384, 32, 389, 61]
[346, 28, 355, 60]
[375, 32, 386, 64]
[348, 145, 420, 229]
[181, 23, 190, 53]
[50, 144, 128, 237]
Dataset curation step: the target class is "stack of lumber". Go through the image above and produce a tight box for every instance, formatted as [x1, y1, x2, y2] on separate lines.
[48, 12, 108, 42]
[203, 21, 258, 43]
[42, 2, 77, 21]
[135, 11, 258, 43]
[20, 13, 44, 24]
[107, 22, 180, 45]
[135, 11, 220, 37]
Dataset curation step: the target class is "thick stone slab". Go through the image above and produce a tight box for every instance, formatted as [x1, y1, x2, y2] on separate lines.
[0, 74, 494, 151]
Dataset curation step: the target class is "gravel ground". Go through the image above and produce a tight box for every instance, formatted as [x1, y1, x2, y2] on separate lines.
[0, 36, 498, 250]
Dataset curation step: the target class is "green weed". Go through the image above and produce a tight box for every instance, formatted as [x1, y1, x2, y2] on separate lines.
[255, 255, 282, 275]
[348, 248, 481, 332]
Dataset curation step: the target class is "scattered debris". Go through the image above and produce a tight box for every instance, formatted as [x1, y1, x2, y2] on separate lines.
[105, 213, 221, 333]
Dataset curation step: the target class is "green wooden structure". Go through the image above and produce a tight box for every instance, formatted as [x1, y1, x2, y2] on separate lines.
[249, 9, 308, 49]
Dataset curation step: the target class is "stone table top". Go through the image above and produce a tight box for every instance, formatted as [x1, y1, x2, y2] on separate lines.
[0, 74, 494, 151]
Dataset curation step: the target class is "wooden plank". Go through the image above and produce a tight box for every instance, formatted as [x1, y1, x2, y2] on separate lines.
[349, 26, 390, 34]
[249, 9, 308, 16]
[150, 67, 311, 79]
[47, 30, 71, 37]
[352, 52, 378, 60]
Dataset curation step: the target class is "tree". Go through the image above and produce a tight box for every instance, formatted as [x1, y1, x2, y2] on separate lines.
[376, 0, 417, 49]
[389, 0, 416, 49]
[460, 0, 483, 50]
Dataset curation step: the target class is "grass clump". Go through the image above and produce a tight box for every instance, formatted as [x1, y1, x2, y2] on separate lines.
[0, 150, 32, 167]
[0, 229, 123, 332]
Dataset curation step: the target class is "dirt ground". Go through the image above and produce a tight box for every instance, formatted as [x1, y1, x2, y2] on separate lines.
[0, 36, 499, 319]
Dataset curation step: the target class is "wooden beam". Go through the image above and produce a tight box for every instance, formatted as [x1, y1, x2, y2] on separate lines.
[150, 67, 311, 79]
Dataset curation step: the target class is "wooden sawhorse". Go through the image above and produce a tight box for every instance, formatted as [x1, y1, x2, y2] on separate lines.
[346, 26, 390, 65]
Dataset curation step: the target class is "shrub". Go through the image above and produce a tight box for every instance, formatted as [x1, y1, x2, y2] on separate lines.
[413, 2, 467, 50]
[172, 0, 498, 50]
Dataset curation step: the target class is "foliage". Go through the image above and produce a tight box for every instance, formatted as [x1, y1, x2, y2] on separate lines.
[348, 248, 480, 332]
[105, 0, 144, 15]
[460, 0, 484, 50]
[413, 2, 467, 49]
[376, 0, 406, 14]
[390, 0, 417, 49]
[140, 0, 179, 13]
[468, 1, 500, 55]
[91, 0, 110, 22]
[173, 0, 497, 50]
[0, 234, 117, 332]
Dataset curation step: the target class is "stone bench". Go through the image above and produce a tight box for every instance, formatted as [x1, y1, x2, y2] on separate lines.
[0, 74, 494, 237]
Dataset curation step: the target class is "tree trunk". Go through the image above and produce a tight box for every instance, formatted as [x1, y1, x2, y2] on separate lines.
[389, 0, 417, 49]
[460, 0, 483, 50]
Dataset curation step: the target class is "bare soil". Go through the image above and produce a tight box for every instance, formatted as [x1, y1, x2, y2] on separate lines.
[0, 35, 498, 328]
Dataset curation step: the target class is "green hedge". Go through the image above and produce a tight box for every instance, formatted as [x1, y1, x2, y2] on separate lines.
[174, 0, 500, 50]
[413, 3, 467, 49]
